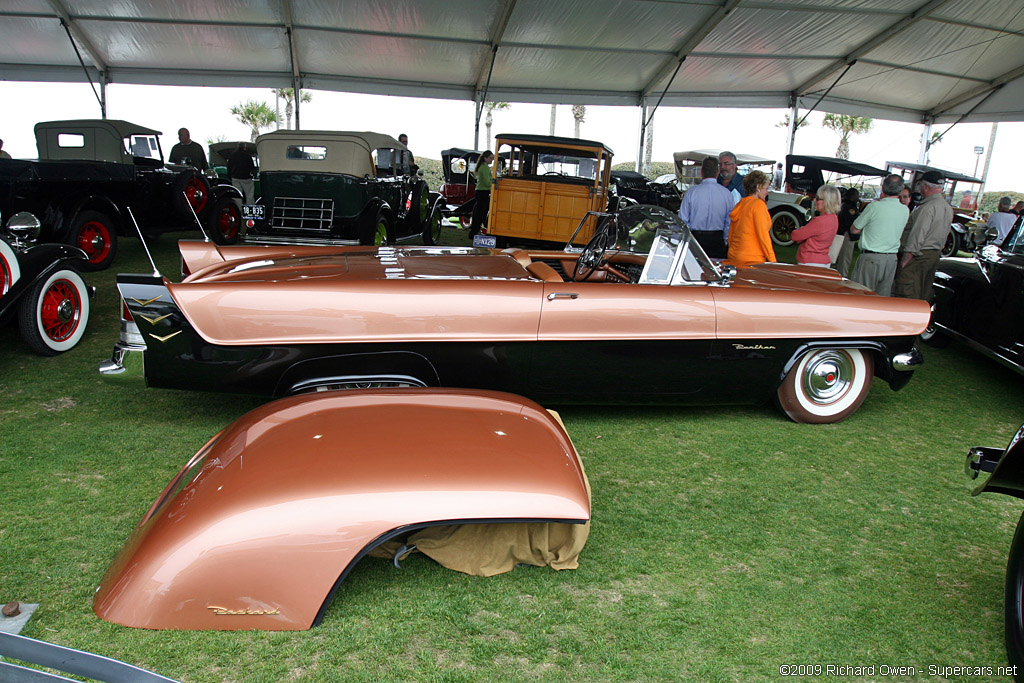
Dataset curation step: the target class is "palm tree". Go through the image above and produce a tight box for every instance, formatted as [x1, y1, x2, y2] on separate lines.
[572, 104, 586, 138]
[273, 88, 312, 130]
[776, 114, 810, 130]
[821, 114, 873, 159]
[484, 102, 510, 149]
[231, 100, 279, 142]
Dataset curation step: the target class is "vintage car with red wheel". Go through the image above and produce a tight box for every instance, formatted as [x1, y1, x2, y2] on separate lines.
[99, 205, 928, 424]
[0, 119, 242, 271]
[1, 211, 93, 355]
[94, 388, 591, 630]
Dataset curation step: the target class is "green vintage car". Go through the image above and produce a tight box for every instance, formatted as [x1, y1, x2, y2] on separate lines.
[208, 141, 260, 199]
[242, 130, 443, 246]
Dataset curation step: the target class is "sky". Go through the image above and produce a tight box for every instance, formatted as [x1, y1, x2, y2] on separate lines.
[1, 81, 1019, 193]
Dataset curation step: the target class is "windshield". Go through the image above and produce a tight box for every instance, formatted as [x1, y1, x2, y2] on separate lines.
[126, 134, 162, 161]
[497, 142, 607, 183]
[616, 205, 721, 285]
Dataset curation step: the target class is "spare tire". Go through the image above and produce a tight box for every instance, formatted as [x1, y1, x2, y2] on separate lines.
[173, 171, 211, 219]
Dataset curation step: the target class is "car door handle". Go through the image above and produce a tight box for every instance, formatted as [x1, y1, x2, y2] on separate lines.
[547, 292, 579, 301]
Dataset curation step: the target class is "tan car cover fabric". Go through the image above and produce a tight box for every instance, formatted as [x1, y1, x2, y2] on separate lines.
[370, 411, 591, 577]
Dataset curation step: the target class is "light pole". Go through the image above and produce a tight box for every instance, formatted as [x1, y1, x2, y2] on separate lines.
[973, 146, 984, 179]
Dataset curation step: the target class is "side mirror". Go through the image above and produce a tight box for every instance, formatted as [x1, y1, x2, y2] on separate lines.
[985, 227, 998, 243]
[718, 264, 738, 283]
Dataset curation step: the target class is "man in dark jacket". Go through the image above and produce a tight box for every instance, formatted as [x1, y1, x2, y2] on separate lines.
[227, 142, 257, 204]
[168, 128, 208, 171]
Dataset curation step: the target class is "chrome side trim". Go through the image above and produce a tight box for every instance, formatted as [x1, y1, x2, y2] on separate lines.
[244, 235, 358, 246]
[931, 322, 1024, 377]
[0, 630, 179, 682]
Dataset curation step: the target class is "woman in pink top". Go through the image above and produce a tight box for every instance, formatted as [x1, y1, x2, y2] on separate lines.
[791, 184, 841, 267]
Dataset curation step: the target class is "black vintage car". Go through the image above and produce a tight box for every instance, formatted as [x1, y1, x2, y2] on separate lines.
[243, 130, 443, 247]
[0, 211, 93, 355]
[922, 216, 1024, 374]
[608, 170, 682, 213]
[0, 119, 242, 270]
[965, 423, 1024, 673]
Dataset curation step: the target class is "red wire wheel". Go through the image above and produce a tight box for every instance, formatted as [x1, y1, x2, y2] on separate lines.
[183, 176, 210, 213]
[39, 277, 83, 343]
[208, 196, 241, 245]
[18, 268, 90, 355]
[76, 219, 112, 265]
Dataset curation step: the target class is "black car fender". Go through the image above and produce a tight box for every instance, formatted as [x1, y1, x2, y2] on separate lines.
[205, 182, 243, 209]
[362, 197, 393, 224]
[0, 242, 90, 320]
[778, 339, 915, 391]
[51, 194, 124, 240]
[931, 258, 984, 330]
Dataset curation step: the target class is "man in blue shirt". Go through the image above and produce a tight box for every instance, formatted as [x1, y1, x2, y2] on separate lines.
[679, 156, 735, 258]
[718, 151, 744, 199]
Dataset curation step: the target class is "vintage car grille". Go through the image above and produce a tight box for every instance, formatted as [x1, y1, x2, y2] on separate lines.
[271, 197, 334, 232]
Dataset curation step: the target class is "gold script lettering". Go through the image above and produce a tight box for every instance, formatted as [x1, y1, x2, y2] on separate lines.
[207, 605, 281, 616]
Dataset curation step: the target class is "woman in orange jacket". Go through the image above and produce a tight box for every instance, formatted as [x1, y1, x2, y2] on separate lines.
[725, 170, 776, 266]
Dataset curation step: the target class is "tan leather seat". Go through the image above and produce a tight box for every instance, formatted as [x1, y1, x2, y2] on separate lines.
[526, 261, 564, 283]
[501, 248, 532, 268]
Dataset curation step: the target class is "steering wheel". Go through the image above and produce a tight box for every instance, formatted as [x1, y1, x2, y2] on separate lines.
[544, 171, 566, 176]
[572, 229, 614, 281]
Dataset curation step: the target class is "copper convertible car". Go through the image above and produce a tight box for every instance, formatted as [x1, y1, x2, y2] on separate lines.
[100, 206, 928, 423]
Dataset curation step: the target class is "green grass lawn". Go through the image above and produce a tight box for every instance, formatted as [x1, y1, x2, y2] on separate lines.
[1, 225, 1023, 682]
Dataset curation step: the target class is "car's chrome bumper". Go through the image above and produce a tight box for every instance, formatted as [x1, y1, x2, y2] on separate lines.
[965, 446, 1004, 480]
[98, 342, 145, 380]
[892, 347, 924, 372]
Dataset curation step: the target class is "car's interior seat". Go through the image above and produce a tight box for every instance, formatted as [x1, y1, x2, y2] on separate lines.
[501, 248, 532, 267]
[526, 261, 564, 283]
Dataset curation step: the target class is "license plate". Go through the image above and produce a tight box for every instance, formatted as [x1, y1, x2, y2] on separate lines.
[472, 234, 497, 248]
[242, 204, 264, 220]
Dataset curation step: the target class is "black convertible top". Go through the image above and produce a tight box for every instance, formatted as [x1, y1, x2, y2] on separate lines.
[885, 161, 982, 184]
[787, 155, 889, 177]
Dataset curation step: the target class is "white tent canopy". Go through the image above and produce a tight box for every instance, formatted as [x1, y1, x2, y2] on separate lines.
[1, 0, 1022, 125]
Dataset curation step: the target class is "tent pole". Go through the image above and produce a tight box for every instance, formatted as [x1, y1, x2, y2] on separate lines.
[917, 119, 932, 164]
[473, 92, 483, 149]
[635, 99, 647, 173]
[786, 97, 798, 155]
[977, 122, 998, 206]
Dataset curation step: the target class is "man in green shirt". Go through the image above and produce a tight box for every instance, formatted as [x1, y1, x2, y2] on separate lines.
[849, 174, 909, 296]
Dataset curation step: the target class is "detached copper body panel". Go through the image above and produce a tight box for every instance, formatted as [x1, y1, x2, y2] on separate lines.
[93, 389, 590, 631]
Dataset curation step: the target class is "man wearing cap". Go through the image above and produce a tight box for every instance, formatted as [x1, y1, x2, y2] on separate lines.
[892, 170, 953, 300]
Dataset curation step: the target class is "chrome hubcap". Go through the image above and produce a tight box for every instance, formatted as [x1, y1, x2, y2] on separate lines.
[802, 350, 853, 403]
[57, 298, 75, 323]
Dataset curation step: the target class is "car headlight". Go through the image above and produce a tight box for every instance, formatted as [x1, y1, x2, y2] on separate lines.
[6, 211, 42, 243]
